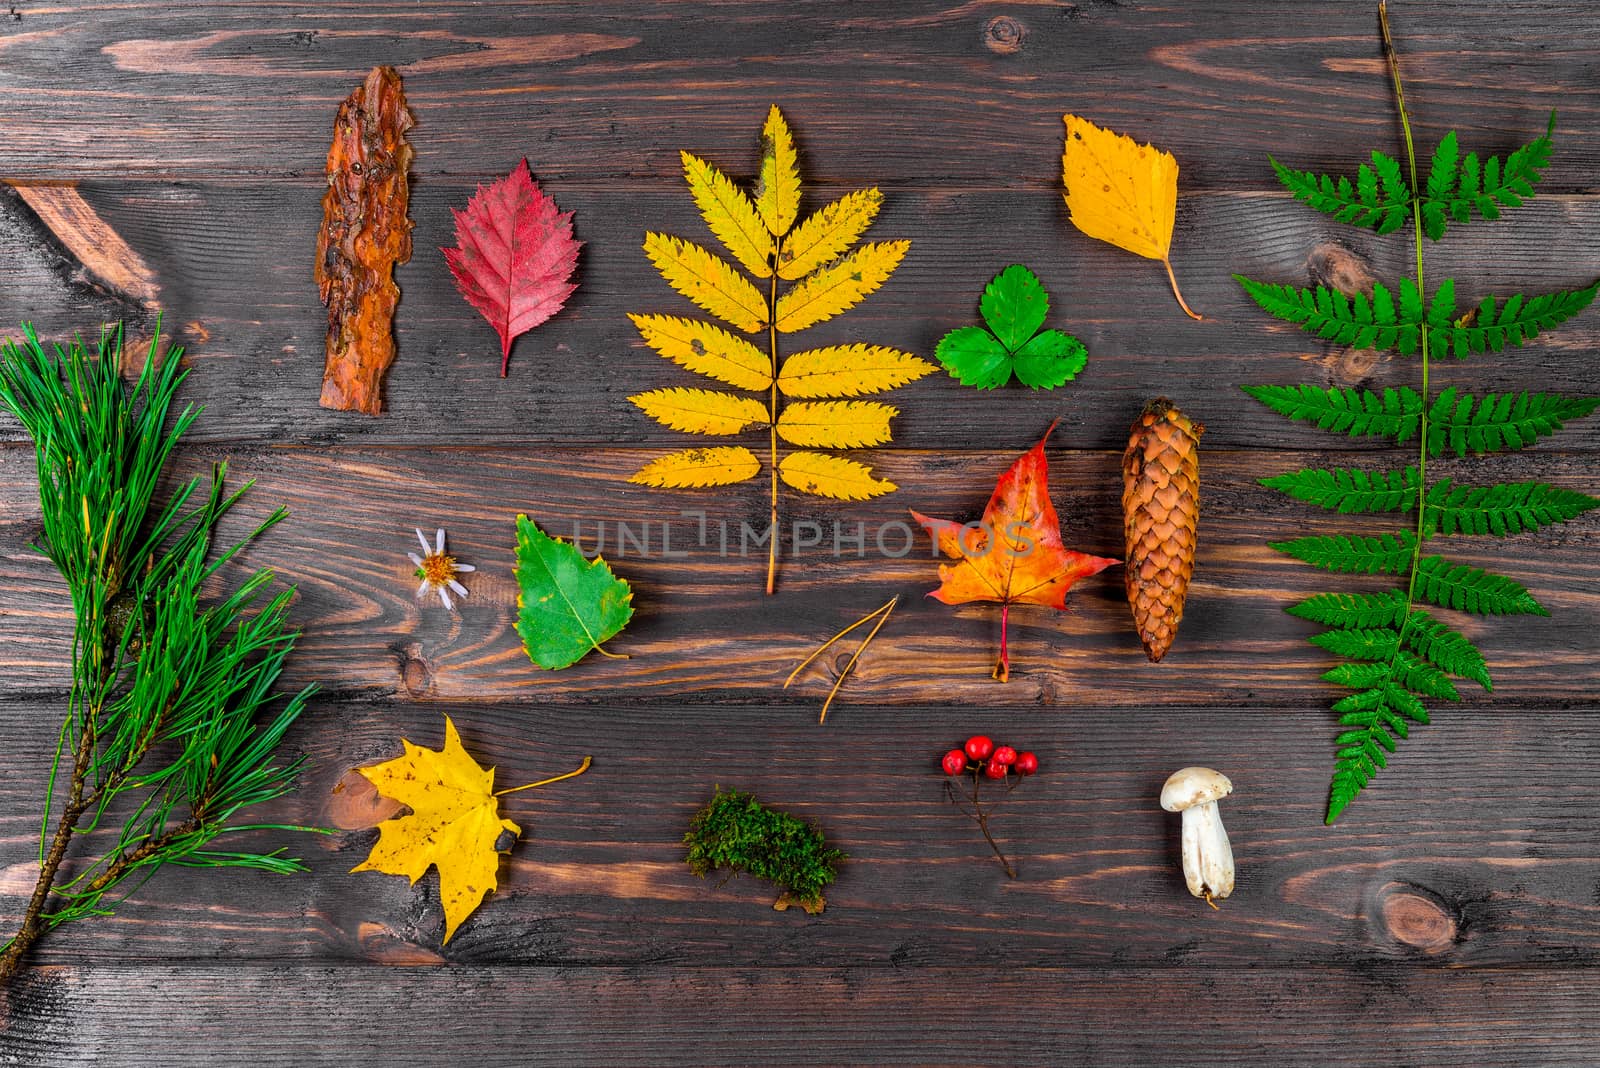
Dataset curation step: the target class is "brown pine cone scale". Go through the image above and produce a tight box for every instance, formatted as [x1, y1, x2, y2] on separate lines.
[1122, 398, 1203, 662]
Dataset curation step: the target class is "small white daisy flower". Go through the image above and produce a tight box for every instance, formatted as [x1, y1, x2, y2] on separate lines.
[407, 527, 476, 610]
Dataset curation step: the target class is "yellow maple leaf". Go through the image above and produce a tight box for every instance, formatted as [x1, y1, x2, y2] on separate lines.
[756, 104, 800, 236]
[778, 344, 934, 397]
[774, 240, 909, 333]
[643, 233, 769, 332]
[682, 150, 773, 278]
[631, 445, 762, 488]
[351, 716, 591, 944]
[778, 188, 882, 280]
[779, 451, 896, 500]
[1061, 114, 1201, 320]
[777, 400, 896, 448]
[629, 314, 772, 391]
[631, 386, 769, 435]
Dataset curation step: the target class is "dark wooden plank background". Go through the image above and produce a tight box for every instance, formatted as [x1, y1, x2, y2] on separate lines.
[1, 2, 1598, 1064]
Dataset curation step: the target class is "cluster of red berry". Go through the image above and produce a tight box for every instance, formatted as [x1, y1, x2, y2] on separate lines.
[940, 735, 1038, 780]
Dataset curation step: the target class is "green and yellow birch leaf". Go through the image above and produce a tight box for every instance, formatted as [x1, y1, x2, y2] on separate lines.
[682, 151, 773, 278]
[780, 451, 896, 500]
[631, 446, 762, 488]
[778, 188, 883, 280]
[629, 314, 772, 391]
[630, 387, 769, 435]
[778, 344, 935, 397]
[756, 104, 801, 236]
[643, 233, 768, 332]
[774, 241, 909, 333]
[777, 400, 896, 448]
[514, 514, 634, 670]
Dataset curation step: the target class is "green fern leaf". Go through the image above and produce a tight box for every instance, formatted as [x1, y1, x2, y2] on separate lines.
[1326, 678, 1430, 824]
[1242, 384, 1423, 443]
[1271, 531, 1415, 574]
[1308, 626, 1401, 660]
[1419, 112, 1557, 240]
[1435, 282, 1599, 358]
[1288, 589, 1410, 628]
[1271, 149, 1411, 234]
[1262, 466, 1415, 514]
[1425, 387, 1600, 457]
[1425, 478, 1599, 536]
[1402, 608, 1491, 691]
[1413, 555, 1548, 615]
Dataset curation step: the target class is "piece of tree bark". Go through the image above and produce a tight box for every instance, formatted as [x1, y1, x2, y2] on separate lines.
[315, 65, 414, 415]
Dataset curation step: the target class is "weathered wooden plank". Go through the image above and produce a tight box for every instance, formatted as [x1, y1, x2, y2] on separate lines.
[5, 962, 1600, 1065]
[1, 182, 1598, 450]
[0, 445, 1592, 704]
[0, 1, 1594, 189]
[2, 698, 1597, 966]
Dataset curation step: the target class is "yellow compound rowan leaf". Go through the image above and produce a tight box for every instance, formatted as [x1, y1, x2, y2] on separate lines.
[756, 104, 801, 237]
[777, 400, 897, 448]
[780, 451, 896, 500]
[643, 233, 769, 332]
[351, 716, 520, 945]
[682, 151, 773, 278]
[775, 241, 909, 333]
[1061, 114, 1200, 320]
[778, 344, 935, 398]
[778, 188, 882, 280]
[632, 446, 762, 488]
[629, 313, 773, 391]
[631, 387, 769, 435]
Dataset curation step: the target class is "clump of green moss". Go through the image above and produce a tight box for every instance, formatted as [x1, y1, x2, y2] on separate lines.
[684, 788, 844, 913]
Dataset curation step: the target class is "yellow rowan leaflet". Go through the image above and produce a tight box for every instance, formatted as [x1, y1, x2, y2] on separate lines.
[628, 106, 930, 592]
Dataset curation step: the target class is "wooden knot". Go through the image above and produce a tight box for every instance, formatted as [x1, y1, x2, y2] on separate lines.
[399, 650, 433, 696]
[1306, 240, 1377, 297]
[1378, 882, 1459, 953]
[982, 16, 1025, 54]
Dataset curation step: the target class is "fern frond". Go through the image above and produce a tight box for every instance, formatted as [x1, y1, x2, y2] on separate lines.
[1437, 282, 1599, 358]
[1424, 478, 1599, 536]
[1402, 608, 1491, 691]
[1242, 383, 1423, 443]
[1288, 589, 1411, 628]
[1271, 149, 1410, 234]
[1270, 531, 1415, 574]
[1308, 626, 1400, 660]
[1327, 679, 1430, 824]
[1326, 649, 1458, 701]
[1418, 112, 1557, 240]
[1413, 555, 1548, 616]
[1262, 466, 1415, 514]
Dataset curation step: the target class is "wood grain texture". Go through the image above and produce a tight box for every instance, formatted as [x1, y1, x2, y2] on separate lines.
[5, 964, 1600, 1066]
[0, 0, 1597, 1061]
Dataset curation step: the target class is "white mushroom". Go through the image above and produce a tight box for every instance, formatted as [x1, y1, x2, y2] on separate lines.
[1160, 767, 1235, 907]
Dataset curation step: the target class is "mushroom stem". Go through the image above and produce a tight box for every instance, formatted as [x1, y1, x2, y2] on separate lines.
[1179, 799, 1234, 902]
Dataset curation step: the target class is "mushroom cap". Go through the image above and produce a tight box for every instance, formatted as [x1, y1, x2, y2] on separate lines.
[1160, 767, 1233, 811]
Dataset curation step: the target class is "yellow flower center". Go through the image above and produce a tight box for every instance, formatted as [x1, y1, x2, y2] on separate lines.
[418, 553, 457, 586]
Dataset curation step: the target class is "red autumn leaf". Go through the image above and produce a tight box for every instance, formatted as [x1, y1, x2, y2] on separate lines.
[911, 420, 1119, 682]
[443, 159, 581, 376]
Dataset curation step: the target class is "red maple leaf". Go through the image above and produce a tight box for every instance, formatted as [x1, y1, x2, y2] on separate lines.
[443, 159, 581, 376]
[911, 420, 1119, 682]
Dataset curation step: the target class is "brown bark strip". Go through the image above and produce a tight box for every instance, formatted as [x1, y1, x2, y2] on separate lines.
[315, 65, 414, 416]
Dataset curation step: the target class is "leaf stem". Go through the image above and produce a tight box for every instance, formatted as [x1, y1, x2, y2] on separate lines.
[944, 776, 1017, 879]
[1162, 256, 1203, 321]
[993, 602, 1011, 683]
[496, 755, 593, 797]
[766, 248, 781, 595]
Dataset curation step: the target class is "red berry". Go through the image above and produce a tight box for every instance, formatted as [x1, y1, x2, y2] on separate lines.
[983, 759, 1008, 780]
[993, 746, 1018, 767]
[1014, 752, 1039, 776]
[964, 735, 994, 761]
[941, 749, 967, 776]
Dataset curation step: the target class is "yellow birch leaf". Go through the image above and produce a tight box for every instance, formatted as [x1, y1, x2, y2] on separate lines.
[629, 313, 772, 391]
[682, 150, 773, 278]
[774, 240, 909, 333]
[630, 387, 769, 435]
[644, 233, 769, 333]
[778, 344, 935, 397]
[755, 104, 801, 236]
[777, 400, 896, 448]
[632, 446, 762, 488]
[1061, 114, 1200, 320]
[779, 451, 896, 500]
[351, 715, 520, 945]
[777, 188, 882, 280]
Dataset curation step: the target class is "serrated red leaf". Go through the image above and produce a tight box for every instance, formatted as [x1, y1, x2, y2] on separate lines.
[911, 420, 1120, 682]
[443, 159, 581, 376]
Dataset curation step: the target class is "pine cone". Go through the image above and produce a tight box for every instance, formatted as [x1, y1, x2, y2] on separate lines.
[1122, 398, 1203, 662]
